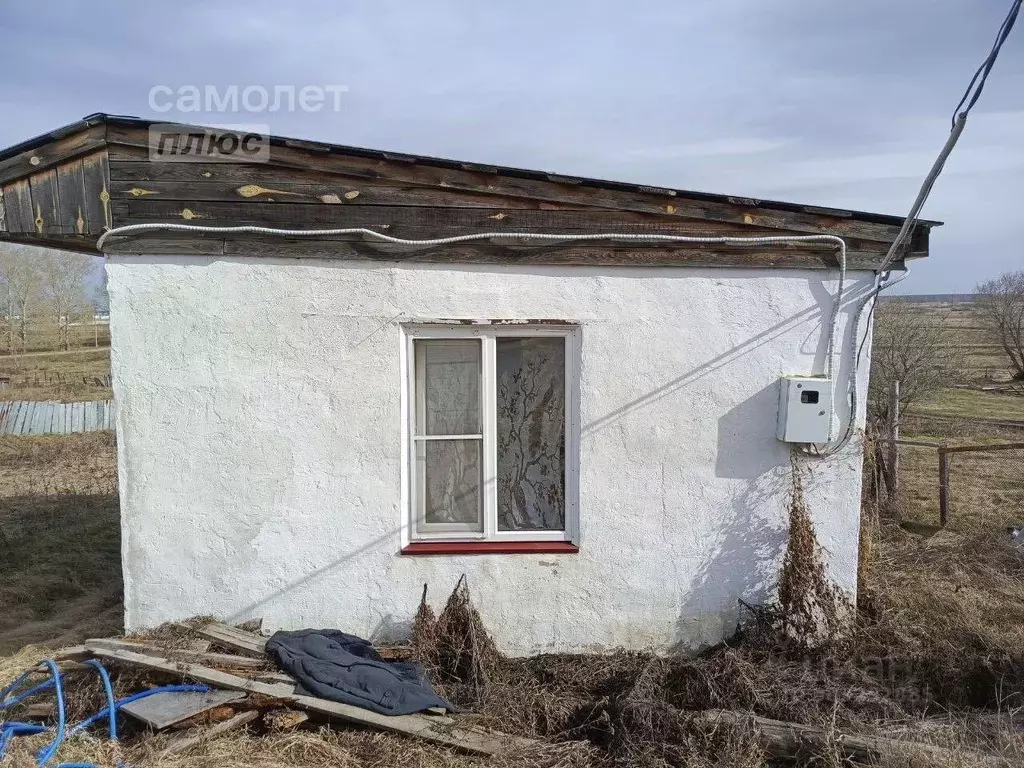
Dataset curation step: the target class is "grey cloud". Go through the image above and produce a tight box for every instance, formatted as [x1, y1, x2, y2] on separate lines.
[0, 0, 1021, 292]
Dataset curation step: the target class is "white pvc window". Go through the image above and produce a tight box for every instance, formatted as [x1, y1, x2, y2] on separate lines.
[403, 325, 579, 543]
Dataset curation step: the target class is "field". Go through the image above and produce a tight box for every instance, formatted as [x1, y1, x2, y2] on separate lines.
[2, 300, 1024, 766]
[0, 321, 111, 358]
[879, 299, 1024, 534]
[0, 347, 112, 402]
[0, 433, 121, 654]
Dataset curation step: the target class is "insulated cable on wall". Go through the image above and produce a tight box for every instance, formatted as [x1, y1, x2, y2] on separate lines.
[97, 225, 850, 441]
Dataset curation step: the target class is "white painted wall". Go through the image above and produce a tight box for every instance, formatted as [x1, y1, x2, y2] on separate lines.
[107, 255, 872, 655]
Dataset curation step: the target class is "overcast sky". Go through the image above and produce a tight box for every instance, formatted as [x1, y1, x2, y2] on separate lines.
[1, 0, 1020, 294]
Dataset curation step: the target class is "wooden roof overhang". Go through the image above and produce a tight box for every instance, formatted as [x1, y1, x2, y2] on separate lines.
[0, 114, 939, 268]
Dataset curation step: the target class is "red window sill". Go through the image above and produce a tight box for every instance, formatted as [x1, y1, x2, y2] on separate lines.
[401, 541, 579, 556]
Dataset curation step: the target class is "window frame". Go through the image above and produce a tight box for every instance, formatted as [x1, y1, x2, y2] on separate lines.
[401, 323, 580, 546]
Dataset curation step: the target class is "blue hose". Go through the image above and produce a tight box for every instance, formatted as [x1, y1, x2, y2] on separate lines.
[0, 657, 210, 768]
[1, 678, 56, 710]
[35, 660, 66, 767]
[1, 722, 46, 757]
[81, 660, 117, 742]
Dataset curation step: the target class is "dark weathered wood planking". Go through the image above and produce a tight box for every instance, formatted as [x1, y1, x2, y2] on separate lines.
[56, 159, 87, 235]
[112, 199, 890, 254]
[28, 169, 60, 234]
[82, 152, 111, 234]
[107, 178, 893, 254]
[0, 125, 106, 186]
[2, 180, 34, 232]
[0, 231, 99, 254]
[0, 121, 936, 268]
[102, 236, 224, 256]
[104, 233, 892, 270]
[103, 126, 908, 243]
[108, 160, 586, 211]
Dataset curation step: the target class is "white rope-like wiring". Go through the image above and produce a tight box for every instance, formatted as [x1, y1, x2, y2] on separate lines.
[97, 223, 848, 443]
[816, 114, 971, 456]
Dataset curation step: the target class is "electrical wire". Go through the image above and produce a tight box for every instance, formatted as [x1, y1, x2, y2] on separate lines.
[952, 0, 1022, 128]
[819, 0, 1022, 455]
[97, 225, 849, 440]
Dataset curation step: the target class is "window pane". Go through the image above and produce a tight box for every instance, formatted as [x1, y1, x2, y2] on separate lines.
[416, 439, 483, 529]
[496, 337, 566, 531]
[414, 339, 481, 435]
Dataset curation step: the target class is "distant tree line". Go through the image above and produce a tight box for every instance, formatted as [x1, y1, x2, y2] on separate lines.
[869, 267, 1024, 431]
[0, 244, 107, 354]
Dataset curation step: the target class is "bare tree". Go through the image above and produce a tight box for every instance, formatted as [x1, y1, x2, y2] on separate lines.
[868, 299, 962, 427]
[867, 300, 962, 511]
[0, 244, 44, 354]
[975, 271, 1024, 381]
[39, 250, 93, 351]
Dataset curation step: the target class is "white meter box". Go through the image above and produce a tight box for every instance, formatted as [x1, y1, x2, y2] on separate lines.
[776, 376, 832, 443]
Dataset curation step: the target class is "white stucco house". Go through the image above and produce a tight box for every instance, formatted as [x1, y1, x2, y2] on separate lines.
[0, 115, 938, 655]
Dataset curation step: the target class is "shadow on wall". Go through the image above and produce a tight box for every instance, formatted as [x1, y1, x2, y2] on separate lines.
[214, 276, 866, 644]
[715, 380, 790, 480]
[581, 274, 869, 440]
[674, 465, 791, 651]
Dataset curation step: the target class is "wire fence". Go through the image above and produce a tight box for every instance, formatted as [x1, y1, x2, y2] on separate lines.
[874, 435, 1024, 532]
[944, 444, 1024, 531]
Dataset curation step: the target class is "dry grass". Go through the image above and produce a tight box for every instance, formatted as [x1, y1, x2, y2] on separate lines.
[915, 387, 1024, 421]
[0, 347, 112, 402]
[1, 422, 1024, 764]
[0, 432, 122, 654]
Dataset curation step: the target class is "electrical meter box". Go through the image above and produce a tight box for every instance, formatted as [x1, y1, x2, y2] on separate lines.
[776, 376, 832, 443]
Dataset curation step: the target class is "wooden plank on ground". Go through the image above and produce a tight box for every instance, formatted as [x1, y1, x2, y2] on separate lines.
[193, 622, 268, 655]
[252, 670, 296, 684]
[695, 710, 1012, 768]
[160, 709, 259, 756]
[85, 638, 269, 669]
[121, 689, 245, 730]
[84, 644, 531, 756]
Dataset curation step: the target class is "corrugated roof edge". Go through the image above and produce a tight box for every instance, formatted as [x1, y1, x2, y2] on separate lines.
[0, 113, 943, 229]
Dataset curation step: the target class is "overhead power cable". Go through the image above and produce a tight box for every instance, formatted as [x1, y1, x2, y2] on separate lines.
[829, 0, 1023, 455]
[952, 0, 1022, 128]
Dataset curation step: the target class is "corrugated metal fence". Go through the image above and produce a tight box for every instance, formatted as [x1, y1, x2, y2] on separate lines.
[0, 400, 116, 436]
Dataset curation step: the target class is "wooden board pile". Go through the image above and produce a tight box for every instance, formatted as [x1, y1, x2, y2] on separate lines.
[48, 621, 534, 758]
